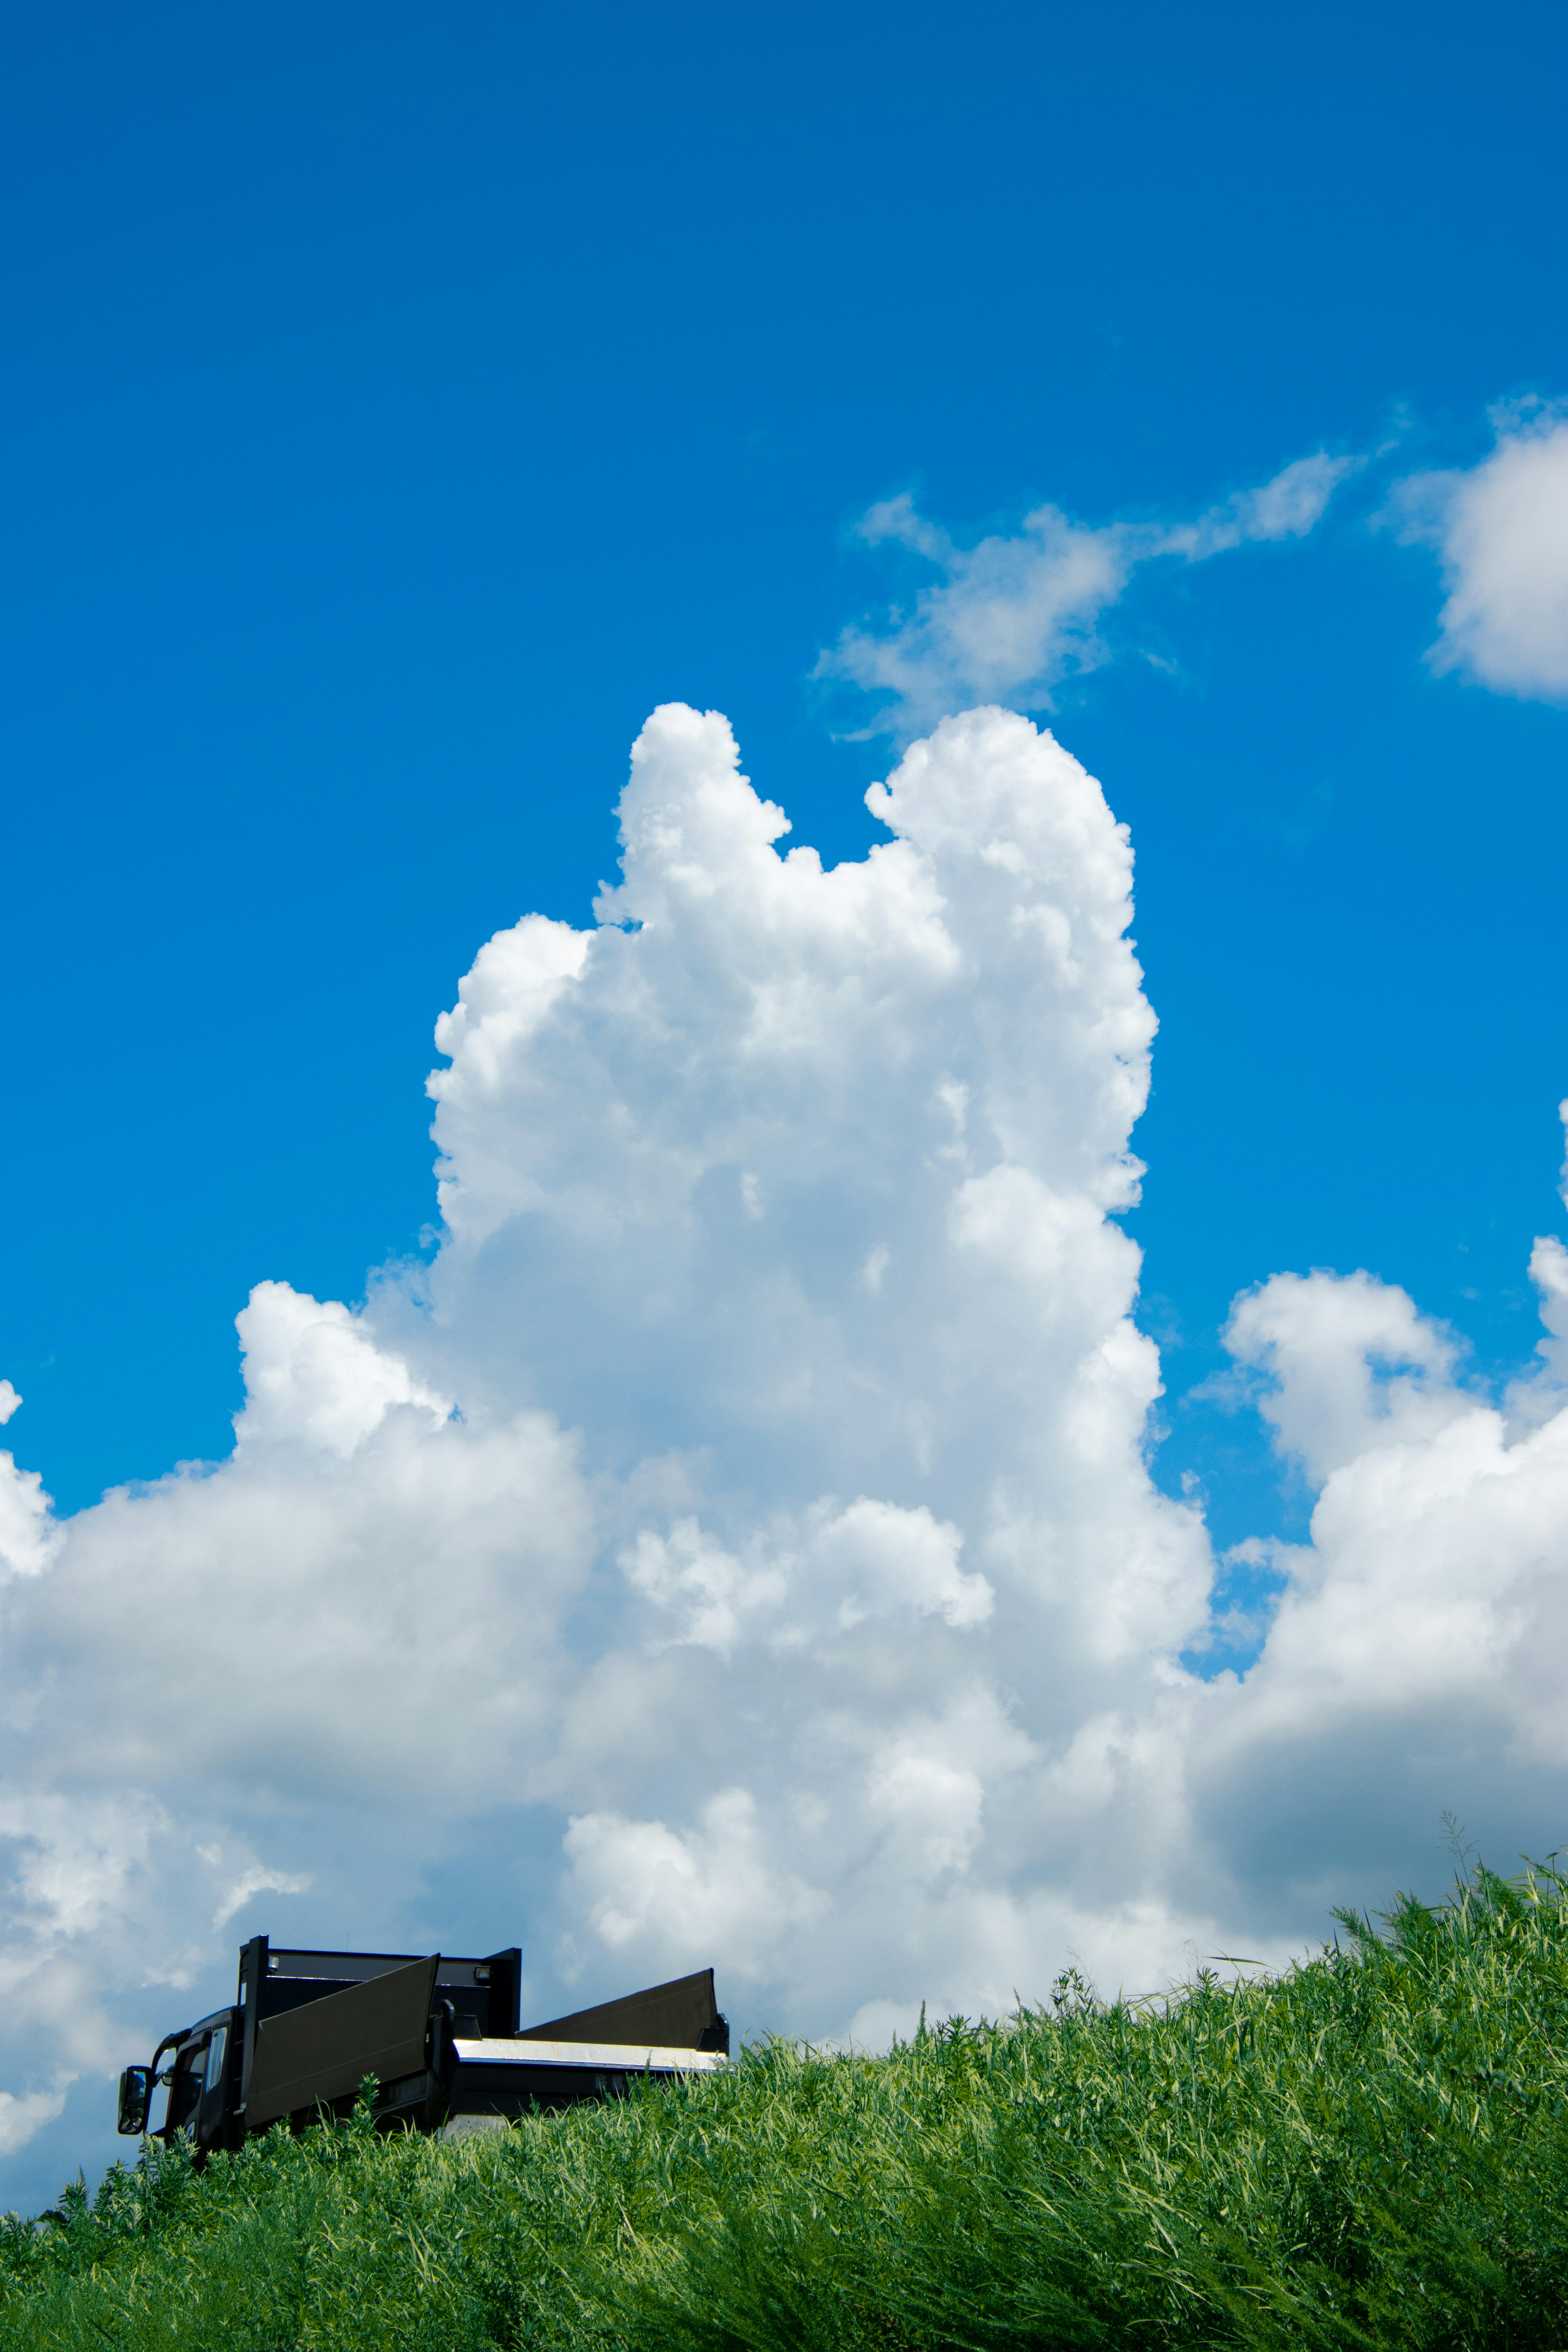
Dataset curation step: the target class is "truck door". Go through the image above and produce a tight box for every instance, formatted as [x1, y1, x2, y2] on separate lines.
[163, 2035, 209, 2140]
[159, 2017, 235, 2151]
[194, 2018, 233, 2149]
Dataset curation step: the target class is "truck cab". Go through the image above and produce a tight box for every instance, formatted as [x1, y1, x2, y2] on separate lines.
[118, 2006, 241, 2152]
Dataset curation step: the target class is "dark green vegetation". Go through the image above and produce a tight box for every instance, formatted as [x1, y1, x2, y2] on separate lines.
[5, 1860, 1568, 2350]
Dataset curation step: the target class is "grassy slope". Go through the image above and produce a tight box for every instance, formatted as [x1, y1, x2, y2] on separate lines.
[4, 1862, 1568, 2350]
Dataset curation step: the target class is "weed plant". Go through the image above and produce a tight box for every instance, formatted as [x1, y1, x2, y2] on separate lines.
[4, 1857, 1567, 2349]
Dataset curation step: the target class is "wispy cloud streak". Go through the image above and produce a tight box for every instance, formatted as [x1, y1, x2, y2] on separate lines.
[817, 452, 1354, 737]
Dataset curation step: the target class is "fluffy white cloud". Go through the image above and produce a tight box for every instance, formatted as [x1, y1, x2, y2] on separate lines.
[563, 1791, 830, 1984]
[0, 2090, 70, 2160]
[0, 1403, 56, 1583]
[816, 452, 1354, 735]
[620, 1495, 990, 1659]
[1393, 401, 1568, 700]
[1223, 1270, 1471, 1486]
[1183, 1243, 1568, 1934]
[234, 1281, 452, 1456]
[4, 1285, 592, 1805]
[2, 700, 1567, 2206]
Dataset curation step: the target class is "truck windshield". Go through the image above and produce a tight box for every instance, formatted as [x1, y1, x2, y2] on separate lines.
[204, 2027, 227, 2094]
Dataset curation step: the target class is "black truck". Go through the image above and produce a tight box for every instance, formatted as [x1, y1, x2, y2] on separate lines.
[116, 1935, 728, 2154]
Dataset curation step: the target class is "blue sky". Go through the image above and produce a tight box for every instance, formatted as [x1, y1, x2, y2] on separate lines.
[2, 0, 1568, 2210]
[5, 0, 1564, 1525]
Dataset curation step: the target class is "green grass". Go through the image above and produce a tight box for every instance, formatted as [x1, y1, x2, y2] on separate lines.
[6, 1857, 1568, 2349]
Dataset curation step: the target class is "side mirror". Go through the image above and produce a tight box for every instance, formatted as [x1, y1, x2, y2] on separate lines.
[117, 2066, 151, 2135]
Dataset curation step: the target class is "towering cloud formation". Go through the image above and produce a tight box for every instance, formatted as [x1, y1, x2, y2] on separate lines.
[405, 704, 1213, 2025]
[2, 706, 1566, 2203]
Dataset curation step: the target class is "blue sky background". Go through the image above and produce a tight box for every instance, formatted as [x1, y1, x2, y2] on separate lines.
[4, 0, 1566, 1545]
[6, 0, 1566, 1565]
[4, 0, 1568, 2217]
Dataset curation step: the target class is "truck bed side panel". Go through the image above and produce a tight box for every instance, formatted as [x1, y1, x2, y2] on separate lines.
[518, 1968, 722, 2051]
[245, 1954, 440, 2128]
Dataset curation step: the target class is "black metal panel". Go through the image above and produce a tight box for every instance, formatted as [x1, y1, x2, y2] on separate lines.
[247, 1944, 523, 2038]
[481, 1947, 522, 2038]
[520, 1968, 726, 2054]
[245, 1955, 440, 2129]
[237, 1935, 269, 2111]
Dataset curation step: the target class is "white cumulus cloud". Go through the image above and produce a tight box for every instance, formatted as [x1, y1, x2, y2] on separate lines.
[1392, 400, 1568, 701]
[1185, 1240, 1568, 1927]
[2, 700, 1567, 2207]
[234, 1281, 452, 1455]
[0, 1382, 57, 1582]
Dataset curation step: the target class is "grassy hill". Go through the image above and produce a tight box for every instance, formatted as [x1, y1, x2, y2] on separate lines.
[5, 1858, 1567, 2350]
